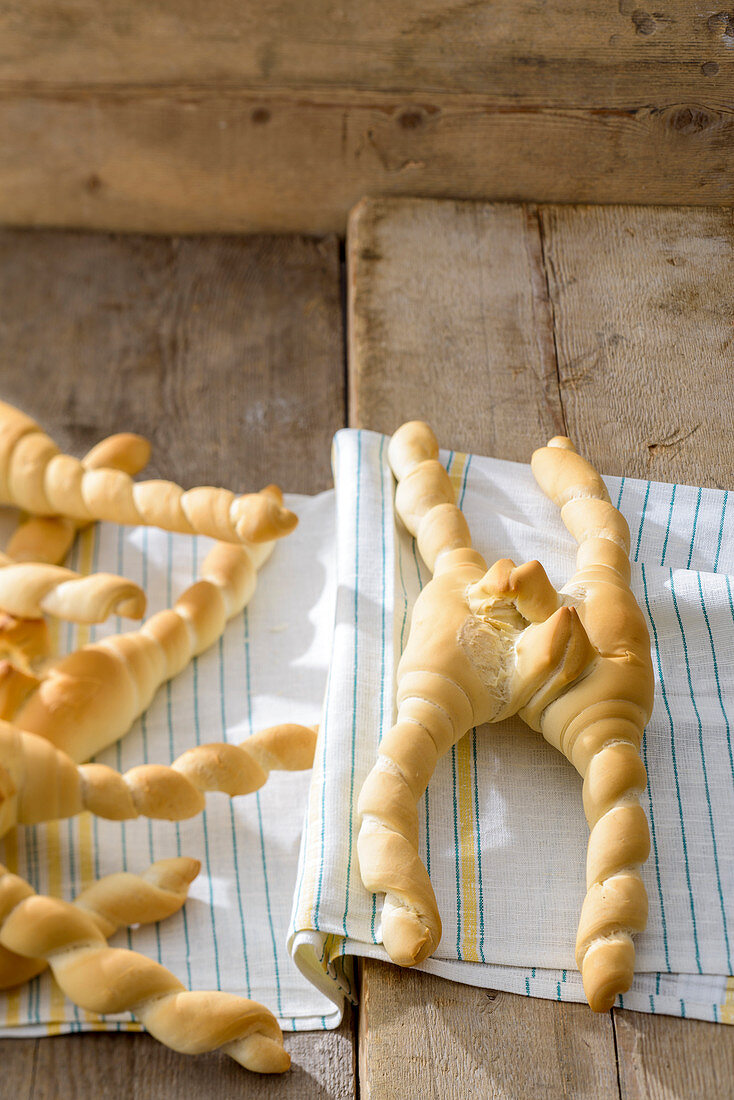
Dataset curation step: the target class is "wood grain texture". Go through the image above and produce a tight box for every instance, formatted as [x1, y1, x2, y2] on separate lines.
[0, 229, 343, 493]
[0, 1037, 37, 1095]
[0, 228, 353, 1098]
[1, 0, 732, 107]
[615, 1009, 734, 1100]
[349, 195, 618, 1099]
[538, 203, 734, 489]
[359, 962, 619, 1100]
[27, 1011, 357, 1100]
[348, 196, 566, 455]
[1, 92, 732, 235]
[348, 195, 734, 1099]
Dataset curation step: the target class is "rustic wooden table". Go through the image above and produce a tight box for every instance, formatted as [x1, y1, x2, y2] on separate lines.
[1, 202, 733, 1096]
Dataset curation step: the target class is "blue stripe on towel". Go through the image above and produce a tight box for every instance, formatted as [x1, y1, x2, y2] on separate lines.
[660, 484, 677, 566]
[191, 539, 223, 992]
[341, 430, 362, 937]
[670, 570, 731, 971]
[641, 563, 701, 971]
[244, 606, 284, 1014]
[714, 491, 728, 573]
[164, 531, 192, 988]
[686, 488, 703, 569]
[634, 481, 651, 561]
[220, 635, 252, 999]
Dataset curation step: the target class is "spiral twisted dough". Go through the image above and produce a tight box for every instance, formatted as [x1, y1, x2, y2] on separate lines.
[7, 430, 152, 565]
[530, 438, 653, 1011]
[0, 614, 49, 670]
[358, 421, 594, 968]
[0, 865, 290, 1073]
[357, 421, 653, 1012]
[0, 720, 318, 835]
[12, 536, 283, 763]
[0, 551, 146, 624]
[0, 400, 297, 545]
[0, 856, 200, 989]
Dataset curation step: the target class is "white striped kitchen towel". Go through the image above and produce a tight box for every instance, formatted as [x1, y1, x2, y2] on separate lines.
[289, 428, 734, 1025]
[0, 491, 342, 1036]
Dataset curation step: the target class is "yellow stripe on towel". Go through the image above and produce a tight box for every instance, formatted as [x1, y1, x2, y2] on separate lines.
[74, 523, 101, 1027]
[447, 452, 482, 962]
[721, 976, 734, 1024]
[2, 828, 22, 1027]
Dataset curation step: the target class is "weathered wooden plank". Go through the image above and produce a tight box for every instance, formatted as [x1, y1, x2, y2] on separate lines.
[539, 203, 734, 489]
[0, 229, 342, 493]
[349, 197, 566, 451]
[0, 1037, 36, 1099]
[359, 962, 619, 1100]
[614, 1009, 734, 1100]
[540, 200, 734, 1099]
[1, 92, 732, 235]
[0, 228, 353, 1097]
[1, 1, 732, 108]
[29, 1011, 357, 1100]
[349, 196, 619, 1100]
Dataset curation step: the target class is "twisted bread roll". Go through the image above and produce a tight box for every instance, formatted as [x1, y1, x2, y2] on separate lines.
[0, 856, 199, 989]
[0, 400, 296, 545]
[358, 422, 594, 967]
[530, 437, 653, 1012]
[13, 536, 281, 762]
[0, 615, 47, 720]
[0, 720, 317, 835]
[358, 421, 652, 1012]
[0, 865, 290, 1073]
[7, 431, 152, 565]
[0, 551, 146, 623]
[0, 613, 49, 669]
[0, 662, 40, 722]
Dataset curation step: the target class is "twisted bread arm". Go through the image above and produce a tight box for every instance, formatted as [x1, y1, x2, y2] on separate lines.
[0, 720, 317, 834]
[0, 866, 290, 1073]
[0, 614, 49, 669]
[358, 422, 480, 964]
[13, 537, 279, 762]
[0, 662, 40, 722]
[0, 856, 199, 989]
[358, 423, 593, 965]
[530, 437, 654, 1011]
[0, 401, 296, 545]
[0, 552, 146, 623]
[0, 615, 48, 720]
[7, 432, 152, 565]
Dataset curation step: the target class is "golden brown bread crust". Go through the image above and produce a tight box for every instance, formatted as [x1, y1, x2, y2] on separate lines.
[530, 437, 653, 1011]
[0, 857, 199, 989]
[7, 431, 152, 565]
[0, 864, 290, 1073]
[0, 552, 146, 623]
[0, 720, 318, 835]
[0, 400, 296, 545]
[358, 421, 653, 1011]
[10, 540, 279, 763]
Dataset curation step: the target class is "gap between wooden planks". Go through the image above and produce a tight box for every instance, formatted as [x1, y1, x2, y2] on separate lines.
[348, 196, 734, 1099]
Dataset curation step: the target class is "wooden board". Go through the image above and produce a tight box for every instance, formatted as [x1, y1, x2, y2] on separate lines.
[0, 228, 353, 1098]
[537, 204, 734, 489]
[2, 93, 732, 235]
[348, 195, 734, 1099]
[2, 0, 732, 105]
[1, 1, 733, 232]
[359, 962, 619, 1100]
